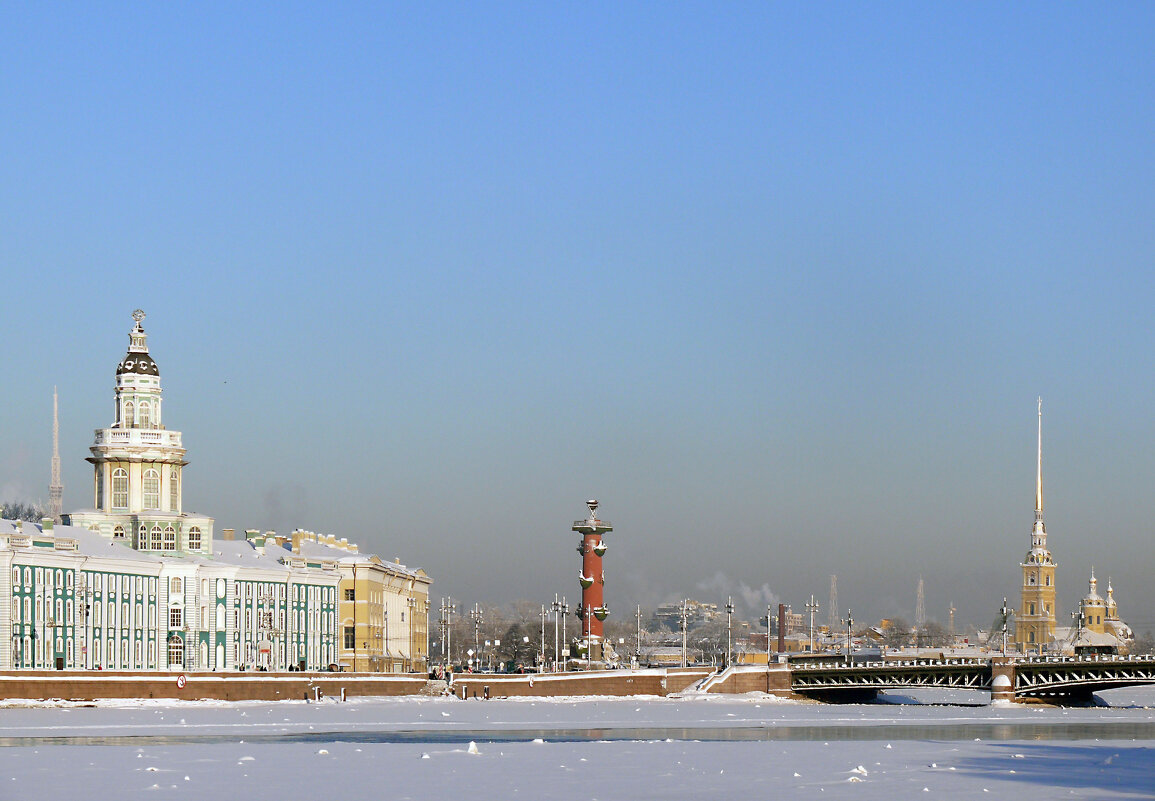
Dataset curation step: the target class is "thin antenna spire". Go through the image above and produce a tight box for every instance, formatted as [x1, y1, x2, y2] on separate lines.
[48, 386, 63, 523]
[827, 574, 839, 633]
[915, 575, 926, 631]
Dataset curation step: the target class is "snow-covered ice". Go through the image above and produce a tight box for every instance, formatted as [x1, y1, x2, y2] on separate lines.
[0, 690, 1151, 799]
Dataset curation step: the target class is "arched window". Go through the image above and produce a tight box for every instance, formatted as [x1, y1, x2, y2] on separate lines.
[1028, 631, 1035, 644]
[143, 469, 160, 510]
[188, 527, 202, 551]
[150, 524, 162, 550]
[112, 469, 129, 509]
[113, 525, 125, 540]
[169, 470, 178, 511]
[139, 402, 150, 428]
[163, 525, 176, 550]
[168, 636, 184, 668]
[171, 577, 182, 595]
[1045, 575, 1051, 586]
[138, 524, 147, 547]
[124, 401, 134, 428]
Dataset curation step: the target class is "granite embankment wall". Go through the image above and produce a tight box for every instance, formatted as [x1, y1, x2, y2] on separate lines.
[0, 666, 788, 701]
[0, 671, 426, 701]
[695, 665, 793, 696]
[450, 667, 715, 699]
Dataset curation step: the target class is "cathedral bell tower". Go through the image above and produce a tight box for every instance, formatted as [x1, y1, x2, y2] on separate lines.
[1014, 398, 1057, 651]
[64, 311, 213, 553]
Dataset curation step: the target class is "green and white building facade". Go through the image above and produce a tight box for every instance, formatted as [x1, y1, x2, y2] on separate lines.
[0, 311, 341, 671]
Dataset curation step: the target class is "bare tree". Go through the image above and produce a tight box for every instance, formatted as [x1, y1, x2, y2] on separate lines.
[1, 502, 45, 522]
[883, 617, 912, 648]
[919, 620, 951, 648]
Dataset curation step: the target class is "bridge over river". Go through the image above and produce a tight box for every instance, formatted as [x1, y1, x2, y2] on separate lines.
[779, 653, 1155, 704]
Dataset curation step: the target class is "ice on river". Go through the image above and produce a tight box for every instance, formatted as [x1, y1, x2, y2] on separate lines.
[0, 689, 1152, 800]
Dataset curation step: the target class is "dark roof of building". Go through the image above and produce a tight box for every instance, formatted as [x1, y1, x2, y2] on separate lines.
[117, 350, 160, 376]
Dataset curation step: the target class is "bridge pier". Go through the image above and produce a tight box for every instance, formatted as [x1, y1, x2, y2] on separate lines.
[767, 663, 793, 697]
[990, 658, 1015, 703]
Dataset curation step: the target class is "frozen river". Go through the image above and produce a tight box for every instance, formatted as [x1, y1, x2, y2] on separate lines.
[1, 690, 1153, 799]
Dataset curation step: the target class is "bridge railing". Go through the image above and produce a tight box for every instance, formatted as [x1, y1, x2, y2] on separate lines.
[1013, 653, 1155, 666]
[791, 657, 987, 671]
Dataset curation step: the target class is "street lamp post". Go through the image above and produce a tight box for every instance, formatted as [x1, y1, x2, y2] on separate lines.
[539, 605, 548, 668]
[469, 604, 483, 671]
[725, 596, 734, 667]
[636, 604, 642, 661]
[1001, 598, 1012, 657]
[424, 599, 431, 672]
[680, 600, 689, 668]
[439, 597, 455, 670]
[766, 604, 773, 665]
[551, 594, 561, 669]
[806, 594, 820, 654]
[843, 609, 854, 665]
[560, 597, 569, 668]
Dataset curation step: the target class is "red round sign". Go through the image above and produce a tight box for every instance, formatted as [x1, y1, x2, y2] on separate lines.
[176, 674, 187, 688]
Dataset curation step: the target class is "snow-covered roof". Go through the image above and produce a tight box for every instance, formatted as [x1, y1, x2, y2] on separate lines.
[0, 518, 336, 578]
[1070, 629, 1126, 648]
[295, 539, 426, 578]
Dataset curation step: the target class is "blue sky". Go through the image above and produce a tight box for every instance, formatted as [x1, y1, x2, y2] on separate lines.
[3, 3, 1154, 632]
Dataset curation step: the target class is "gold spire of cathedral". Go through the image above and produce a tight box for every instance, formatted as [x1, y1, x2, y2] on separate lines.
[1015, 397, 1056, 653]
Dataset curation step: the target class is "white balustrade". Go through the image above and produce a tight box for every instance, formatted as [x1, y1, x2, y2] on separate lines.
[93, 428, 182, 448]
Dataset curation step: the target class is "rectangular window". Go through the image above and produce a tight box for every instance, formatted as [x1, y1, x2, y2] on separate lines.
[344, 588, 355, 601]
[170, 607, 183, 629]
[344, 626, 355, 650]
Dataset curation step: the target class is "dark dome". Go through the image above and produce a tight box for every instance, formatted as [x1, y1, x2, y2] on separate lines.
[117, 352, 160, 376]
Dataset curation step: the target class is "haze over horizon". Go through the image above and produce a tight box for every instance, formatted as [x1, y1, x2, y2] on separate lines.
[3, 3, 1154, 634]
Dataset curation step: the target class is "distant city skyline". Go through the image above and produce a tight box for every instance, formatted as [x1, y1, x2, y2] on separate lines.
[3, 4, 1154, 634]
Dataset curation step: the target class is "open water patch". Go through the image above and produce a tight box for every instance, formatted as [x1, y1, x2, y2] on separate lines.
[3, 720, 1155, 747]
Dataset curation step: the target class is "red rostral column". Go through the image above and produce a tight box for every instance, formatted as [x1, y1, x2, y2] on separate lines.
[574, 499, 612, 645]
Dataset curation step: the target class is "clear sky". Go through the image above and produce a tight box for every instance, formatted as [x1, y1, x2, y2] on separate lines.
[3, 3, 1154, 634]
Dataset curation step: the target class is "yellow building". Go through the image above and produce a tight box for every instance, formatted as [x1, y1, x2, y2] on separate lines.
[290, 530, 431, 672]
[1077, 569, 1132, 642]
[1015, 399, 1057, 652]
